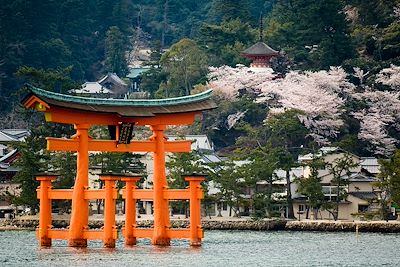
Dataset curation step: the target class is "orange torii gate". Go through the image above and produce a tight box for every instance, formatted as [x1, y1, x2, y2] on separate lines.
[23, 86, 216, 248]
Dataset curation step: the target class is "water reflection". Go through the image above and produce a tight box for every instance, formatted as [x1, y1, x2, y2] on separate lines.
[2, 231, 400, 266]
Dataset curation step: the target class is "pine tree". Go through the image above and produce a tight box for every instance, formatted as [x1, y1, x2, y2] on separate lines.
[267, 0, 355, 69]
[105, 26, 128, 77]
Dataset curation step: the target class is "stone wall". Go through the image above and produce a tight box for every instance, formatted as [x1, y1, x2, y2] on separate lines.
[2, 219, 400, 233]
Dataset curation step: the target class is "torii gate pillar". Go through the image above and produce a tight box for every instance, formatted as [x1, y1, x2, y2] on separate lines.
[69, 124, 90, 247]
[23, 85, 217, 248]
[151, 125, 170, 245]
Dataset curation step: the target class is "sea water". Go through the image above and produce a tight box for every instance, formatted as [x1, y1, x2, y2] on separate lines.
[0, 230, 399, 266]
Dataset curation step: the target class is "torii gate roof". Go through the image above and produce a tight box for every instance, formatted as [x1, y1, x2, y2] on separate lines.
[23, 85, 217, 117]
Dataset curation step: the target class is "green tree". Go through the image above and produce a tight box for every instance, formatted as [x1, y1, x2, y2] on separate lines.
[159, 38, 208, 96]
[244, 148, 282, 218]
[208, 0, 251, 23]
[323, 153, 358, 220]
[206, 97, 267, 150]
[11, 126, 49, 213]
[105, 26, 128, 77]
[378, 149, 400, 215]
[16, 66, 78, 93]
[167, 151, 206, 188]
[296, 156, 325, 220]
[234, 109, 310, 219]
[208, 159, 247, 217]
[266, 0, 355, 69]
[198, 19, 256, 66]
[10, 67, 77, 212]
[91, 151, 145, 214]
[166, 151, 206, 215]
[140, 67, 168, 97]
[373, 165, 392, 221]
[264, 110, 310, 219]
[50, 152, 76, 214]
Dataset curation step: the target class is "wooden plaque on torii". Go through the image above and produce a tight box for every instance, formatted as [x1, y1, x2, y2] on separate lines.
[23, 85, 216, 247]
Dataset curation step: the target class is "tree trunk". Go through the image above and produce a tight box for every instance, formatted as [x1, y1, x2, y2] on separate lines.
[313, 208, 318, 220]
[286, 169, 295, 219]
[334, 183, 340, 221]
[96, 199, 103, 214]
[267, 181, 272, 218]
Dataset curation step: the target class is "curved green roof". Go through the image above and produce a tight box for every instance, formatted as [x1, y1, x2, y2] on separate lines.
[28, 85, 213, 107]
[24, 85, 217, 117]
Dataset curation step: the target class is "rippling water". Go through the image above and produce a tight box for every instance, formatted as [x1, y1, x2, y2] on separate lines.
[0, 230, 399, 266]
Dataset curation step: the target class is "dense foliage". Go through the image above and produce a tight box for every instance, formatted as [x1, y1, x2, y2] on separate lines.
[1, 0, 400, 217]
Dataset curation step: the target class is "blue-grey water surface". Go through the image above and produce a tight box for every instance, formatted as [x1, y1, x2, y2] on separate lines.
[0, 230, 399, 266]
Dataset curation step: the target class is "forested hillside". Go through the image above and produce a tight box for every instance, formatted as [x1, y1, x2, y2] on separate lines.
[1, 0, 400, 156]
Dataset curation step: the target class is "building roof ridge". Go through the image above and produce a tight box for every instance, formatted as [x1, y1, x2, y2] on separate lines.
[26, 85, 214, 107]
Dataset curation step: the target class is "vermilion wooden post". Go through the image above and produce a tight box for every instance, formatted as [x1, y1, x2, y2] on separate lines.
[185, 176, 205, 246]
[101, 175, 119, 248]
[37, 175, 57, 247]
[151, 125, 170, 246]
[122, 176, 141, 246]
[69, 124, 90, 247]
[23, 87, 216, 247]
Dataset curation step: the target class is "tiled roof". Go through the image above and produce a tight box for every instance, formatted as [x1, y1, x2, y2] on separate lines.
[345, 173, 376, 182]
[242, 42, 279, 56]
[70, 82, 113, 94]
[0, 131, 18, 142]
[0, 149, 19, 164]
[98, 73, 127, 86]
[23, 85, 217, 117]
[126, 67, 151, 79]
[360, 157, 380, 174]
[349, 192, 376, 200]
[1, 129, 29, 141]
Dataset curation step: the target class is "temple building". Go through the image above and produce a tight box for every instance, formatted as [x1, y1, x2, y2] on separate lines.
[241, 41, 279, 68]
[242, 15, 279, 68]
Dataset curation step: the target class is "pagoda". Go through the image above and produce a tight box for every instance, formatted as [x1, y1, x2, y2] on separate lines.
[241, 16, 279, 68]
[242, 42, 279, 68]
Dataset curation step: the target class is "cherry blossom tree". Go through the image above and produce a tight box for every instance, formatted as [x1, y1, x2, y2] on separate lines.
[376, 64, 400, 90]
[208, 64, 400, 155]
[257, 67, 354, 144]
[208, 65, 354, 145]
[348, 65, 400, 156]
[208, 65, 275, 99]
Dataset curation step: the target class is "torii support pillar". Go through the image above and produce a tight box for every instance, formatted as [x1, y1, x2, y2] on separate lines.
[69, 124, 90, 247]
[151, 125, 170, 246]
[37, 175, 57, 247]
[185, 176, 205, 246]
[101, 175, 119, 248]
[122, 176, 141, 246]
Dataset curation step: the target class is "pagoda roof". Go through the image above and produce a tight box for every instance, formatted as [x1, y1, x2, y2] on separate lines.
[22, 85, 217, 117]
[242, 42, 279, 56]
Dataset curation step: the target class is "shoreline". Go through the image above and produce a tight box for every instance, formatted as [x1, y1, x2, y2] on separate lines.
[2, 218, 400, 233]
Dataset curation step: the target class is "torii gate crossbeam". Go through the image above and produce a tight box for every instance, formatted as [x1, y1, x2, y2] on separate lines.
[23, 85, 216, 247]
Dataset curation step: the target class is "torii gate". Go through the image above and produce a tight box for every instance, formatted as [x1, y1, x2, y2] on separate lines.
[22, 86, 216, 247]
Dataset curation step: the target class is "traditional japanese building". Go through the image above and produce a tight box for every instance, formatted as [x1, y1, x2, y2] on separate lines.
[242, 16, 279, 68]
[97, 73, 128, 97]
[242, 42, 279, 68]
